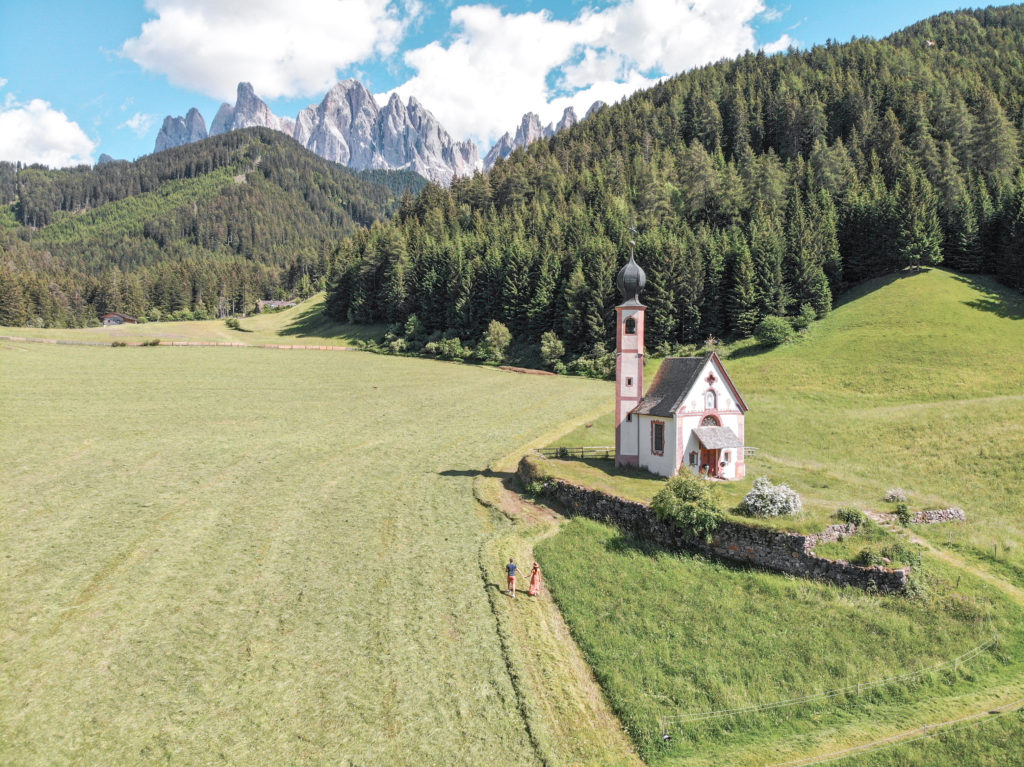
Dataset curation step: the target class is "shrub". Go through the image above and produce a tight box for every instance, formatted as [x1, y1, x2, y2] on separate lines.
[741, 476, 803, 517]
[754, 315, 794, 346]
[477, 320, 512, 363]
[791, 303, 817, 331]
[836, 507, 866, 526]
[652, 473, 723, 541]
[539, 331, 565, 369]
[894, 502, 912, 526]
[225, 317, 240, 330]
[853, 548, 885, 567]
[142, 339, 161, 347]
[524, 480, 548, 498]
[111, 340, 127, 347]
[885, 488, 908, 503]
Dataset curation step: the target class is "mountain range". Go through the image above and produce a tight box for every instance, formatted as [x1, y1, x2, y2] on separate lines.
[155, 81, 603, 183]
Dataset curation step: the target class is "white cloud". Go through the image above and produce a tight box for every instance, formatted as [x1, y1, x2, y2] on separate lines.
[761, 33, 796, 54]
[0, 77, 8, 89]
[121, 0, 413, 101]
[120, 112, 157, 136]
[0, 99, 97, 167]
[387, 0, 779, 146]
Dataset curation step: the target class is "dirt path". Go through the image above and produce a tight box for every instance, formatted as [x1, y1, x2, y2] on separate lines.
[476, 408, 644, 767]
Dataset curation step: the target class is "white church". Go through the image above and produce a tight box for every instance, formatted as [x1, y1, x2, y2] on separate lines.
[614, 253, 748, 480]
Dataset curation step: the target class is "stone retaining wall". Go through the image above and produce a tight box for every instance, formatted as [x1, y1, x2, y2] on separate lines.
[520, 457, 909, 594]
[873, 507, 966, 525]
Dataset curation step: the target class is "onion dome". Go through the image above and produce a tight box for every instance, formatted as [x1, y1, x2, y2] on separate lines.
[616, 252, 647, 304]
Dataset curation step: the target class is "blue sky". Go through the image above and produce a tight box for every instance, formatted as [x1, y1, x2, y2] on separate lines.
[0, 0, 971, 166]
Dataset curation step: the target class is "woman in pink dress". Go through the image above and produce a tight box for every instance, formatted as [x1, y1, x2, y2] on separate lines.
[528, 562, 541, 597]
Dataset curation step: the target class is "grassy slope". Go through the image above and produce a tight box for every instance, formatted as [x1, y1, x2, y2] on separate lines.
[0, 343, 613, 765]
[550, 269, 1024, 570]
[536, 268, 1024, 764]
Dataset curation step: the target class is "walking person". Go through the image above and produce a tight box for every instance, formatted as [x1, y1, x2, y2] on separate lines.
[506, 558, 518, 598]
[528, 561, 541, 597]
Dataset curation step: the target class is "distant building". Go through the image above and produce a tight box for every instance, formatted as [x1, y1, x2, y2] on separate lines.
[257, 300, 298, 312]
[613, 254, 748, 479]
[101, 313, 137, 325]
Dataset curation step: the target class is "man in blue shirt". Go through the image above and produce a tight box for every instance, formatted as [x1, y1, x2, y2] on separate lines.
[506, 558, 518, 598]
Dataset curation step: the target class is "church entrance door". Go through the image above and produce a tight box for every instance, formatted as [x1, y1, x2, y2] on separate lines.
[701, 448, 720, 477]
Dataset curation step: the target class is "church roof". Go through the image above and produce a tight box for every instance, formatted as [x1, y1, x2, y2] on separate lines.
[631, 354, 710, 417]
[632, 351, 749, 417]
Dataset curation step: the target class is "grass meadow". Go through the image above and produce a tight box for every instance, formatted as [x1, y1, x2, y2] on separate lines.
[0, 341, 610, 765]
[536, 269, 1024, 764]
[1, 293, 384, 347]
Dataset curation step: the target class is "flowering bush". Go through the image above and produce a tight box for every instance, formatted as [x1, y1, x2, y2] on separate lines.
[885, 488, 908, 503]
[742, 476, 803, 517]
[652, 473, 723, 540]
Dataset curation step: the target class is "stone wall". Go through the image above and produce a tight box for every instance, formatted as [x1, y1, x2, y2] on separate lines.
[873, 507, 966, 525]
[520, 457, 909, 594]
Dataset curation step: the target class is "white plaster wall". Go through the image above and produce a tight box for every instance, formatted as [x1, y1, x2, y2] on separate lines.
[638, 414, 677, 477]
[674, 358, 746, 480]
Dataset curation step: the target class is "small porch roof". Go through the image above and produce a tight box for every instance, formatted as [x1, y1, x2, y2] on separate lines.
[693, 426, 743, 450]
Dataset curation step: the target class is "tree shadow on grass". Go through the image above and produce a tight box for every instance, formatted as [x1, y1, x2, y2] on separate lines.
[438, 468, 515, 480]
[950, 273, 1024, 320]
[277, 303, 385, 339]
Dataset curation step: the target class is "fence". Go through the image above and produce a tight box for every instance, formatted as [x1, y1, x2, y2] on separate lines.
[660, 635, 999, 739]
[533, 446, 616, 460]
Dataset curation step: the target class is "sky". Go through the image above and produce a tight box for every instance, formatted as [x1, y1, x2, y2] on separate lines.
[0, 0, 971, 167]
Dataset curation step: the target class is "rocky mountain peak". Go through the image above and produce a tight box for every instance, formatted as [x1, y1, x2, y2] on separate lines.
[155, 107, 209, 152]
[482, 102, 599, 170]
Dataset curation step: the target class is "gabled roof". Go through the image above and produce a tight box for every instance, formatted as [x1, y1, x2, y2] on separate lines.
[632, 354, 710, 417]
[632, 351, 748, 417]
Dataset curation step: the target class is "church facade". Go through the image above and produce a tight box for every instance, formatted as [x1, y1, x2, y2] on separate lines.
[614, 254, 748, 480]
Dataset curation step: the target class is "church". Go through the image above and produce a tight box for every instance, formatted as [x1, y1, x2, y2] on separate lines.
[614, 253, 748, 480]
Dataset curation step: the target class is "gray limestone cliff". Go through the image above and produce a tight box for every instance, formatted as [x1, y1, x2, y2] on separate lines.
[154, 107, 208, 152]
[154, 80, 478, 185]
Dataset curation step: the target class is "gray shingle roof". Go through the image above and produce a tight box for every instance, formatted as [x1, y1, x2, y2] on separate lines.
[692, 426, 743, 449]
[632, 353, 711, 417]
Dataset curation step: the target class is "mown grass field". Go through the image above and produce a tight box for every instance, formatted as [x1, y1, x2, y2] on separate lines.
[1, 293, 383, 347]
[0, 341, 612, 765]
[536, 269, 1024, 764]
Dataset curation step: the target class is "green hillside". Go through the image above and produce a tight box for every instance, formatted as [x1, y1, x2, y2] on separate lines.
[534, 268, 1024, 765]
[327, 4, 1024, 368]
[0, 129, 426, 327]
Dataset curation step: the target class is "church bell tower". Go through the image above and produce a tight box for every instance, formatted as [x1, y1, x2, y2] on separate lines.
[614, 250, 646, 467]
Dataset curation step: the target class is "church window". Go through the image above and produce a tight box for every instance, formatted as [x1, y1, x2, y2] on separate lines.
[625, 377, 633, 387]
[652, 421, 665, 455]
[689, 451, 698, 466]
[701, 415, 720, 427]
[705, 390, 717, 410]
[723, 451, 731, 463]
[624, 317, 636, 334]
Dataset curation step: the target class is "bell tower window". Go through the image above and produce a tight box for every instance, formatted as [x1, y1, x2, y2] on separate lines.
[705, 390, 717, 410]
[624, 317, 636, 334]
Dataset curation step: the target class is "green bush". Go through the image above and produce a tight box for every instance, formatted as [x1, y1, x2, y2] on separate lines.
[754, 315, 795, 346]
[111, 341, 127, 347]
[539, 331, 565, 369]
[477, 320, 512, 363]
[651, 473, 723, 541]
[895, 502, 912, 526]
[836, 507, 867, 526]
[790, 303, 817, 331]
[224, 317, 240, 330]
[142, 339, 160, 347]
